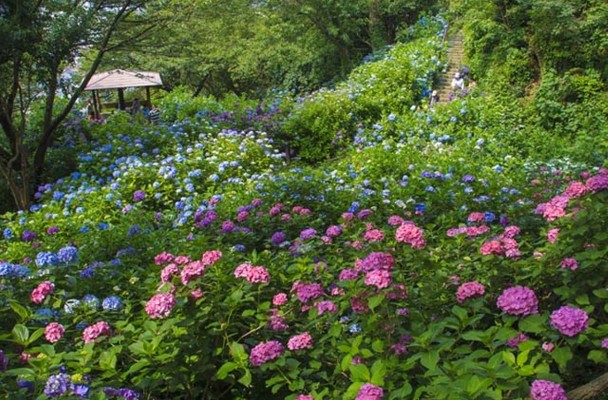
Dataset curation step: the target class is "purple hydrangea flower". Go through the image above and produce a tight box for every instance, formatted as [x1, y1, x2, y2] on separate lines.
[550, 306, 589, 336]
[496, 286, 538, 316]
[44, 373, 71, 397]
[530, 380, 567, 400]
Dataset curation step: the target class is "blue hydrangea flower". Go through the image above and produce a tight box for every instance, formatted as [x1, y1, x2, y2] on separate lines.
[82, 295, 100, 310]
[36, 252, 59, 268]
[57, 246, 78, 264]
[348, 323, 362, 334]
[0, 262, 14, 277]
[102, 296, 124, 311]
[3, 228, 12, 239]
[44, 373, 71, 397]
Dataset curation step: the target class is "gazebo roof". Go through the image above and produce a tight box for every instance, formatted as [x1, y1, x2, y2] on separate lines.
[85, 69, 163, 90]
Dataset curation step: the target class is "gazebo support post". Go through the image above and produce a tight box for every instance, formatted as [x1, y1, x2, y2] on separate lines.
[117, 88, 126, 110]
[146, 87, 151, 107]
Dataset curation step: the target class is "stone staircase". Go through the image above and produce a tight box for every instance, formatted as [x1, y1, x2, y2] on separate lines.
[434, 32, 465, 104]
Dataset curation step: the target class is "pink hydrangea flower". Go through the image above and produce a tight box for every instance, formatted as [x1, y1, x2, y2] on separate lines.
[560, 258, 578, 271]
[174, 255, 192, 265]
[456, 281, 485, 303]
[326, 225, 342, 237]
[467, 212, 485, 223]
[565, 181, 588, 197]
[160, 263, 180, 283]
[363, 229, 385, 242]
[31, 281, 55, 304]
[496, 286, 539, 316]
[395, 223, 425, 248]
[601, 338, 608, 349]
[542, 342, 554, 352]
[480, 240, 504, 256]
[268, 309, 289, 331]
[506, 333, 528, 348]
[44, 322, 64, 343]
[292, 282, 324, 303]
[315, 300, 337, 315]
[356, 383, 384, 400]
[145, 293, 177, 319]
[237, 211, 249, 222]
[547, 228, 560, 243]
[287, 332, 314, 351]
[364, 270, 392, 289]
[154, 252, 174, 265]
[249, 340, 284, 366]
[180, 260, 206, 285]
[387, 215, 405, 226]
[82, 321, 111, 343]
[273, 293, 288, 306]
[502, 226, 521, 238]
[201, 250, 222, 265]
[530, 380, 567, 400]
[466, 225, 490, 237]
[296, 395, 314, 400]
[550, 306, 589, 336]
[358, 252, 394, 272]
[234, 263, 270, 284]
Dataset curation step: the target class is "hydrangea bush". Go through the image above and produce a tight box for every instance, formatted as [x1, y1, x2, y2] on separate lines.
[0, 15, 607, 400]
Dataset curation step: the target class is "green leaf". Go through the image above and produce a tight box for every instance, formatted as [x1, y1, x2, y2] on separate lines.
[519, 315, 545, 333]
[420, 351, 439, 371]
[575, 294, 590, 305]
[592, 289, 608, 299]
[461, 331, 484, 342]
[27, 328, 45, 346]
[551, 347, 573, 370]
[502, 351, 516, 366]
[452, 305, 468, 322]
[230, 342, 248, 362]
[12, 324, 29, 345]
[238, 369, 252, 387]
[588, 350, 607, 364]
[10, 302, 30, 321]
[349, 363, 371, 382]
[368, 294, 385, 311]
[389, 383, 413, 399]
[216, 361, 238, 379]
[371, 340, 384, 353]
[517, 350, 531, 367]
[370, 360, 386, 386]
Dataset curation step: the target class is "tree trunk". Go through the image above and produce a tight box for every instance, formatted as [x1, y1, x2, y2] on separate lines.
[568, 371, 608, 400]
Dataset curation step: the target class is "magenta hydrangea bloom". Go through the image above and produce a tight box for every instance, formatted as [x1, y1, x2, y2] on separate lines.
[180, 260, 206, 285]
[356, 383, 384, 400]
[496, 286, 539, 316]
[601, 338, 608, 349]
[44, 322, 65, 343]
[201, 250, 222, 265]
[293, 282, 324, 303]
[359, 252, 394, 272]
[296, 395, 314, 400]
[31, 281, 55, 304]
[456, 281, 485, 303]
[234, 263, 270, 284]
[364, 270, 392, 289]
[272, 292, 288, 306]
[530, 380, 567, 400]
[550, 306, 589, 336]
[560, 258, 578, 271]
[145, 293, 177, 319]
[315, 300, 337, 315]
[586, 174, 608, 192]
[82, 321, 111, 343]
[249, 340, 284, 366]
[395, 223, 425, 248]
[287, 332, 314, 351]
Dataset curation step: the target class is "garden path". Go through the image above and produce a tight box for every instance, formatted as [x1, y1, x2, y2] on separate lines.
[434, 32, 465, 103]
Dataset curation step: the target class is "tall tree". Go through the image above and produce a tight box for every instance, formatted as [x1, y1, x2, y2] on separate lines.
[0, 0, 154, 209]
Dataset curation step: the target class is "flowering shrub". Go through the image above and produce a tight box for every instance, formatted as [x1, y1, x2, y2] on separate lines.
[0, 14, 607, 400]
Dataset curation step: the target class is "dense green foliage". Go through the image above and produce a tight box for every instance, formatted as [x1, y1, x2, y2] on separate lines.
[0, 2, 608, 399]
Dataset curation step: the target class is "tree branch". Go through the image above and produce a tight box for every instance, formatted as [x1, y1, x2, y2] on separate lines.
[568, 371, 608, 400]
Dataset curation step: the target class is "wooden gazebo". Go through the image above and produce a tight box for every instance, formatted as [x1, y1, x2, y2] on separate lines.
[84, 69, 163, 116]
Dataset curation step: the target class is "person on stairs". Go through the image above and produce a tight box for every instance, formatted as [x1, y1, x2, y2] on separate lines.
[451, 72, 465, 93]
[429, 90, 440, 108]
